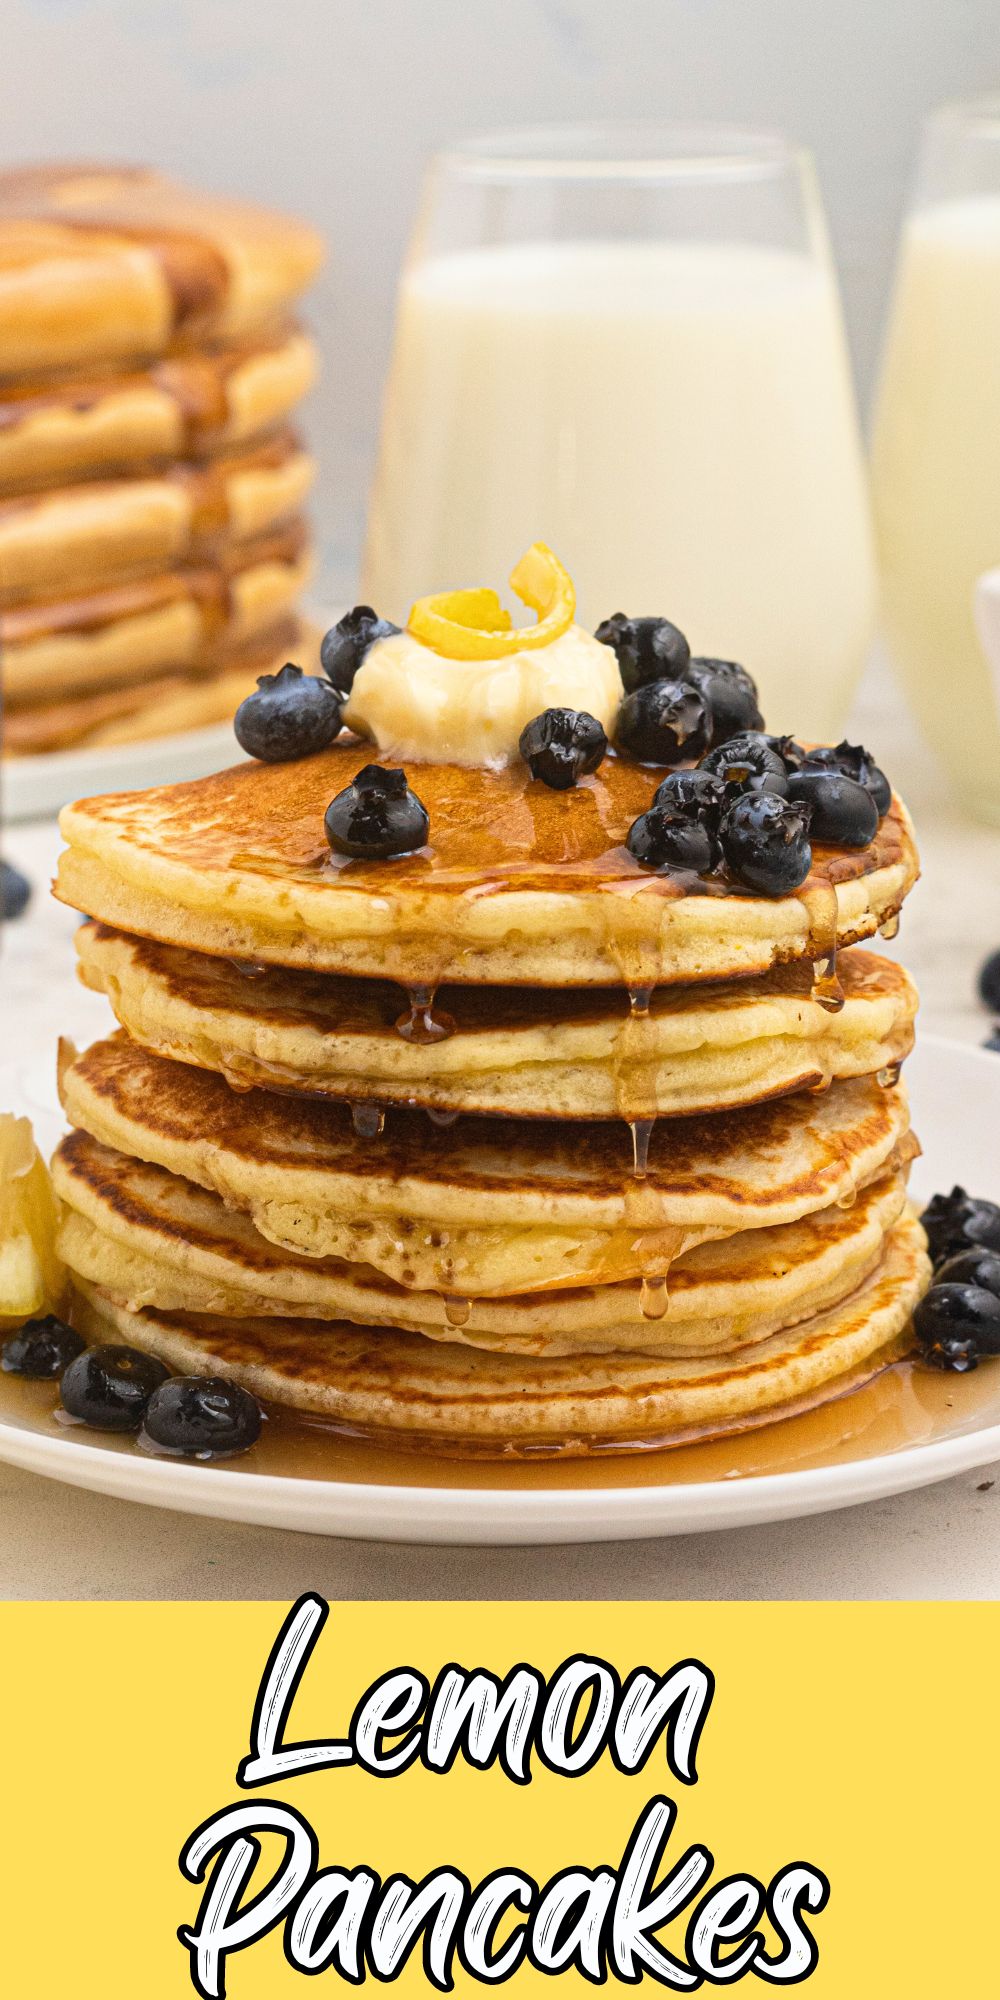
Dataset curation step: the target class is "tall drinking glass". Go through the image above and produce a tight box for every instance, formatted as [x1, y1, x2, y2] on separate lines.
[872, 99, 1000, 822]
[363, 124, 876, 739]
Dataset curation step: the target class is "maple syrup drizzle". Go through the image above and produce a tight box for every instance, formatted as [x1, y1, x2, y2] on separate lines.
[444, 1296, 472, 1328]
[395, 986, 456, 1046]
[629, 1118, 655, 1181]
[800, 879, 845, 1013]
[879, 913, 901, 941]
[639, 1274, 670, 1322]
[877, 1062, 903, 1089]
[350, 1102, 385, 1139]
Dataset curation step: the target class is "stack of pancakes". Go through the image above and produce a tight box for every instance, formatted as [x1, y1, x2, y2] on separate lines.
[0, 164, 323, 757]
[50, 744, 930, 1457]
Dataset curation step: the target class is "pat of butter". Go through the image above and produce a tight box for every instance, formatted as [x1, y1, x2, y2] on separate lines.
[343, 625, 622, 767]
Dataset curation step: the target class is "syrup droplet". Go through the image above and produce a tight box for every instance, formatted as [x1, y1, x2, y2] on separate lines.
[444, 1295, 472, 1327]
[426, 1106, 461, 1128]
[630, 1118, 655, 1181]
[351, 1102, 385, 1138]
[628, 985, 653, 1019]
[837, 1187, 858, 1210]
[801, 880, 845, 1013]
[811, 956, 846, 1013]
[877, 1062, 902, 1088]
[639, 1274, 669, 1321]
[879, 913, 901, 941]
[226, 958, 269, 979]
[396, 986, 456, 1045]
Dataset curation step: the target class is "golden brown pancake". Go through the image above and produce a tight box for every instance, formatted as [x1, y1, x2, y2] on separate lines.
[53, 1125, 910, 1358]
[75, 926, 917, 1121]
[57, 1034, 915, 1295]
[0, 431, 313, 603]
[0, 327, 318, 494]
[3, 519, 311, 707]
[0, 164, 323, 376]
[67, 1209, 930, 1451]
[55, 742, 919, 987]
[2, 618, 312, 756]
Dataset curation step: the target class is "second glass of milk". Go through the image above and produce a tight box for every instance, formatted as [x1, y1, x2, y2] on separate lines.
[363, 124, 875, 740]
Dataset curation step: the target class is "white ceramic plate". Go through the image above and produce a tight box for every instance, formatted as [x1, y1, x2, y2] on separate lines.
[0, 1034, 997, 1545]
[3, 722, 251, 824]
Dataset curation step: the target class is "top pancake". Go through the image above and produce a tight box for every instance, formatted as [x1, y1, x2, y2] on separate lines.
[56, 742, 919, 988]
[0, 164, 323, 377]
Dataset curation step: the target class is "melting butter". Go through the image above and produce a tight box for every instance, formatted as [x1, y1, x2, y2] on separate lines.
[343, 624, 622, 767]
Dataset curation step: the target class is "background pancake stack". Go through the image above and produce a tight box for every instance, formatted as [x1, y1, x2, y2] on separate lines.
[0, 164, 324, 758]
[50, 744, 931, 1456]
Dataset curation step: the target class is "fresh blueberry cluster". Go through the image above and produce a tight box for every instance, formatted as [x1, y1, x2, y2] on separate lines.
[914, 1189, 1000, 1370]
[626, 724, 892, 898]
[0, 1315, 262, 1456]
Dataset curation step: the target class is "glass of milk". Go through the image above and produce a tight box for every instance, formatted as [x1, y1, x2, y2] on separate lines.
[872, 99, 1000, 822]
[362, 124, 876, 740]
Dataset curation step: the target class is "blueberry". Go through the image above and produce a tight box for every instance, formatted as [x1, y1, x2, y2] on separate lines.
[594, 613, 690, 693]
[320, 606, 400, 694]
[1, 859, 31, 921]
[325, 763, 429, 860]
[652, 768, 728, 828]
[60, 1344, 169, 1431]
[141, 1376, 262, 1458]
[519, 708, 607, 790]
[921, 1187, 1000, 1268]
[1, 1314, 84, 1378]
[799, 741, 892, 816]
[234, 664, 342, 763]
[763, 734, 808, 772]
[700, 731, 789, 798]
[719, 792, 813, 897]
[979, 950, 1000, 1014]
[935, 1249, 1000, 1299]
[682, 658, 763, 742]
[615, 680, 710, 766]
[626, 805, 719, 875]
[785, 770, 879, 848]
[914, 1282, 1000, 1370]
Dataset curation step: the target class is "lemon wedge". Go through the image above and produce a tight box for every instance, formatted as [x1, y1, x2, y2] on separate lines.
[0, 1113, 63, 1326]
[408, 543, 575, 659]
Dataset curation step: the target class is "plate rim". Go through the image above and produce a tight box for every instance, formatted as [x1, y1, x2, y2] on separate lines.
[0, 1030, 997, 1544]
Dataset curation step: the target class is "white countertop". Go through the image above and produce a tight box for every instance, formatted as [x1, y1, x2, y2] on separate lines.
[4, 668, 1000, 1600]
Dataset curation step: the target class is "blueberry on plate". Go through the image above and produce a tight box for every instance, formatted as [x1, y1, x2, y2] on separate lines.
[652, 768, 728, 828]
[141, 1376, 262, 1458]
[320, 606, 400, 694]
[921, 1187, 1000, 1268]
[519, 708, 607, 789]
[700, 731, 789, 797]
[325, 763, 429, 860]
[615, 680, 710, 766]
[234, 664, 343, 763]
[626, 804, 719, 876]
[1, 1314, 84, 1378]
[594, 613, 690, 692]
[913, 1282, 1000, 1370]
[60, 1344, 169, 1431]
[1, 859, 31, 921]
[785, 770, 879, 848]
[934, 1248, 1000, 1299]
[978, 948, 1000, 1014]
[719, 792, 813, 897]
[799, 740, 892, 816]
[682, 658, 763, 742]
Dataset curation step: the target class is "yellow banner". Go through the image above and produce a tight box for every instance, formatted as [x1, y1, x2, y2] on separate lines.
[0, 1600, 992, 1995]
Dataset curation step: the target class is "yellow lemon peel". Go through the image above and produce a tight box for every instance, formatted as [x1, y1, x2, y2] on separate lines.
[408, 544, 575, 659]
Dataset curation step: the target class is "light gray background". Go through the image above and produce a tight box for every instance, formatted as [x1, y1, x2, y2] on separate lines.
[2, 0, 998, 594]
